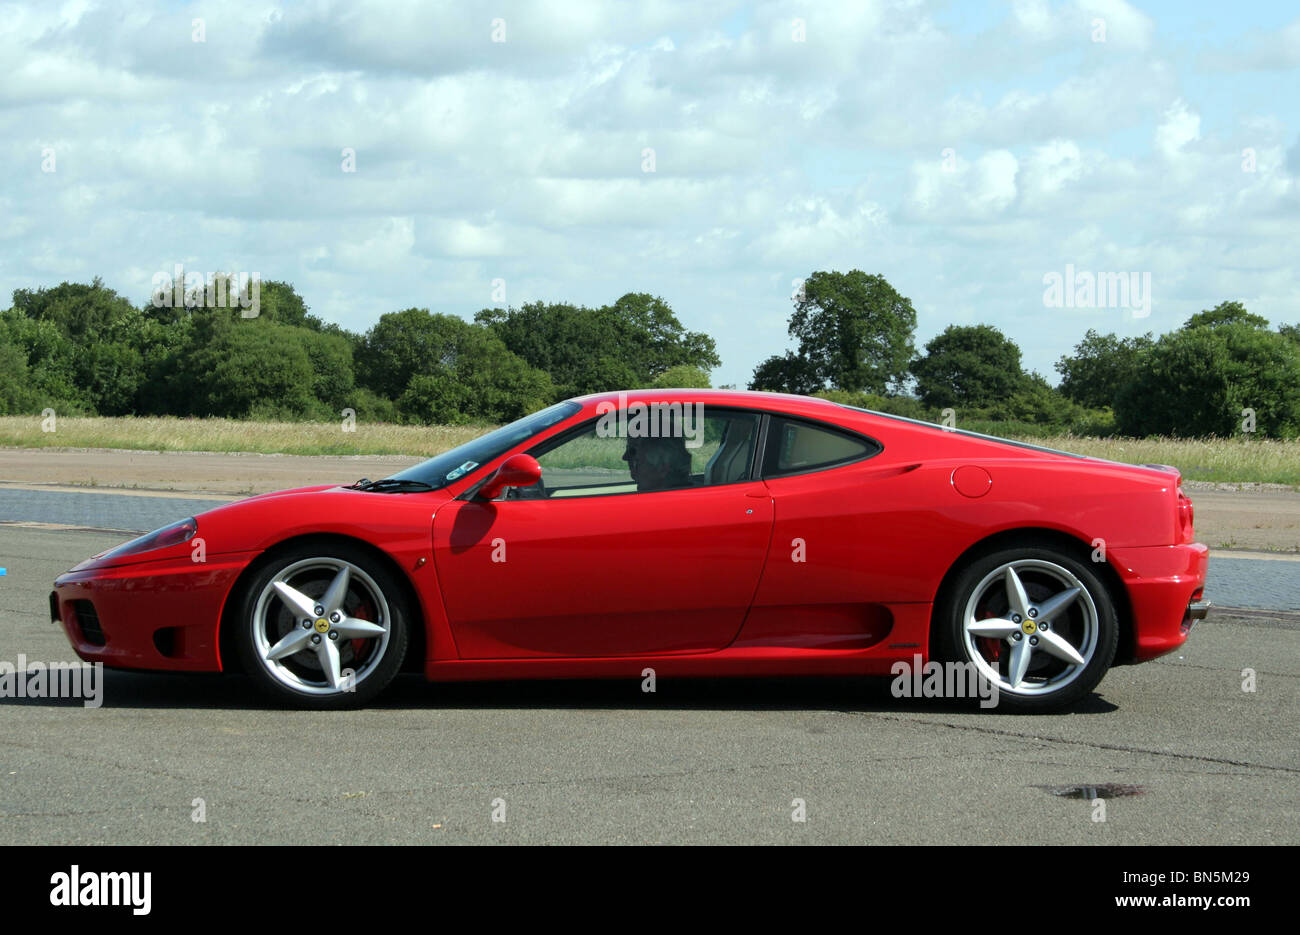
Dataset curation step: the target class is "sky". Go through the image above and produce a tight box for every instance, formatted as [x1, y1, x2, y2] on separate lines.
[2, 0, 1297, 388]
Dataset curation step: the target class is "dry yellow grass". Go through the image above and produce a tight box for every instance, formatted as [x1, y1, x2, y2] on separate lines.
[1, 417, 1296, 485]
[1032, 435, 1300, 486]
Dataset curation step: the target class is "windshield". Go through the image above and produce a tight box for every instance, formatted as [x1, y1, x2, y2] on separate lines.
[386, 401, 581, 490]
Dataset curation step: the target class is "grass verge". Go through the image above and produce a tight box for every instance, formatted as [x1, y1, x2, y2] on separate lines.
[0, 416, 486, 457]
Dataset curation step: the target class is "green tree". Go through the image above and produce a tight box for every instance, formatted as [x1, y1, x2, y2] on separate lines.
[133, 313, 200, 415]
[650, 364, 711, 389]
[909, 324, 1024, 409]
[346, 387, 399, 424]
[357, 309, 540, 403]
[605, 293, 720, 378]
[475, 302, 631, 397]
[1183, 300, 1269, 331]
[179, 319, 318, 418]
[252, 280, 319, 329]
[996, 372, 1071, 425]
[356, 308, 467, 400]
[788, 270, 917, 393]
[1114, 323, 1300, 437]
[1055, 329, 1154, 410]
[300, 329, 356, 413]
[6, 280, 150, 414]
[477, 295, 719, 397]
[10, 278, 135, 340]
[0, 336, 37, 414]
[357, 308, 553, 423]
[748, 352, 821, 394]
[0, 309, 88, 411]
[395, 329, 554, 425]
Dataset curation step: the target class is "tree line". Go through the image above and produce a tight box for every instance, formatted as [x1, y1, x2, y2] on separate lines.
[1, 270, 1296, 437]
[0, 279, 717, 425]
[749, 270, 1300, 439]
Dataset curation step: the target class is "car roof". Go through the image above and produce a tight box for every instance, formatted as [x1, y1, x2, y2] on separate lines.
[569, 388, 845, 418]
[568, 389, 1092, 462]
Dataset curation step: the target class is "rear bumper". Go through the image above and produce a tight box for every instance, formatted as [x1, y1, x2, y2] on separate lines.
[1108, 542, 1209, 663]
[51, 551, 259, 672]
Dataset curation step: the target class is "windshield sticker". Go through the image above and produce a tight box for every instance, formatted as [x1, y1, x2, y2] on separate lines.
[444, 461, 479, 482]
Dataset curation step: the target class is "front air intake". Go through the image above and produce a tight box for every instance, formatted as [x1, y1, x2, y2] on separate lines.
[72, 600, 105, 646]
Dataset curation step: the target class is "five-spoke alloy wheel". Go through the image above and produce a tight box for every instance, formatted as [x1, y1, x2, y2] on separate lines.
[235, 543, 409, 708]
[938, 545, 1118, 713]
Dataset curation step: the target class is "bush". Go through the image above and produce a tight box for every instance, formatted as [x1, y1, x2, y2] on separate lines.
[182, 320, 319, 419]
[1068, 408, 1117, 437]
[347, 387, 399, 424]
[1115, 323, 1300, 438]
[0, 340, 37, 414]
[650, 364, 711, 389]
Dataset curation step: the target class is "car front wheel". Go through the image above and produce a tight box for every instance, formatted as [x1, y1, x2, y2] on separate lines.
[235, 543, 409, 708]
[937, 546, 1118, 713]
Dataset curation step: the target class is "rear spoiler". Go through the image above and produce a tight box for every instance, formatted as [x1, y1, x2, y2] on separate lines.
[1141, 463, 1183, 484]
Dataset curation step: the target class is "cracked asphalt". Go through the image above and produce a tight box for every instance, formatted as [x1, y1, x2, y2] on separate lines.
[2, 525, 1297, 844]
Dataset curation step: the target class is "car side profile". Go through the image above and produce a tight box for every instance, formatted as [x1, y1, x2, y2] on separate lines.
[50, 389, 1209, 712]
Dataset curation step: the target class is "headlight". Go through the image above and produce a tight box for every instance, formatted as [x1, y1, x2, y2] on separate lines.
[98, 517, 198, 562]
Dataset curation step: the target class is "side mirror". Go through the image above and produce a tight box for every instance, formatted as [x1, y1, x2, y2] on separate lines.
[477, 453, 542, 500]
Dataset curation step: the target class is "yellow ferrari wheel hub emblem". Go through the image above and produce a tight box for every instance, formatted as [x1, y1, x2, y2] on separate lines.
[314, 618, 330, 633]
[1022, 620, 1037, 635]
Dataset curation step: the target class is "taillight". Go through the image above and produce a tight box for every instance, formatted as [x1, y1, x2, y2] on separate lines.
[1176, 488, 1194, 543]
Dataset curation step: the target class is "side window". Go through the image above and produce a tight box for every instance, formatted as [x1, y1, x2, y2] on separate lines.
[513, 407, 761, 499]
[533, 426, 636, 498]
[763, 417, 878, 478]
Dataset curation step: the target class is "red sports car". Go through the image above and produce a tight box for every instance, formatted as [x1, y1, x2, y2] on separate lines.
[50, 390, 1209, 712]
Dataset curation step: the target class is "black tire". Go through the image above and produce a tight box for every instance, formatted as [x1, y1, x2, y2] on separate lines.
[234, 542, 409, 709]
[935, 545, 1118, 714]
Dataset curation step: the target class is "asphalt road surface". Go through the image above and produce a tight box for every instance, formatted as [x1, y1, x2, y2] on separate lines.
[1, 522, 1296, 844]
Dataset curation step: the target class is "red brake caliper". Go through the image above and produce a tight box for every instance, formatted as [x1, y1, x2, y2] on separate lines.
[977, 610, 1001, 662]
[350, 600, 375, 660]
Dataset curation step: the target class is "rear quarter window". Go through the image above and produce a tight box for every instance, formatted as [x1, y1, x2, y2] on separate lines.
[763, 417, 881, 478]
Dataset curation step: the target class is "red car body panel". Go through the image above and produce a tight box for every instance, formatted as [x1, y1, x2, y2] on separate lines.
[432, 481, 774, 658]
[51, 389, 1208, 685]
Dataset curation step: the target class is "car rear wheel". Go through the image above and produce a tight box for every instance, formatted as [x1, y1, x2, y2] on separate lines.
[235, 543, 409, 708]
[936, 546, 1118, 713]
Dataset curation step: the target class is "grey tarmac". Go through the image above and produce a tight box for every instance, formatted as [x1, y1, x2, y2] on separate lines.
[0, 525, 1295, 845]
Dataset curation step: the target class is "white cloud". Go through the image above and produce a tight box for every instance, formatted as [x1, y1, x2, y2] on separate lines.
[908, 150, 1019, 220]
[1155, 98, 1201, 159]
[0, 0, 1296, 388]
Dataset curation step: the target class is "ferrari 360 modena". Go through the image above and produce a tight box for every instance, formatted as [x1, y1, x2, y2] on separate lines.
[50, 389, 1209, 712]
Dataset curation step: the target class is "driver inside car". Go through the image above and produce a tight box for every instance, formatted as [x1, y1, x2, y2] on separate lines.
[623, 435, 692, 492]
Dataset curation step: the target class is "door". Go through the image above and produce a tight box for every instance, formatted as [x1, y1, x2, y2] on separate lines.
[432, 408, 772, 658]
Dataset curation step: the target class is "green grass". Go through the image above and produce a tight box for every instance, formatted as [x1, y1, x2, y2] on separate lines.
[2, 416, 1297, 486]
[0, 415, 486, 457]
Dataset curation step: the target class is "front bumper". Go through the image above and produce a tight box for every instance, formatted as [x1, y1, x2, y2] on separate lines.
[1108, 542, 1209, 663]
[50, 550, 260, 672]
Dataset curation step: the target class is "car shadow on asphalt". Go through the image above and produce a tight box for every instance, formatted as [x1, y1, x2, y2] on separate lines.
[0, 670, 1120, 715]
